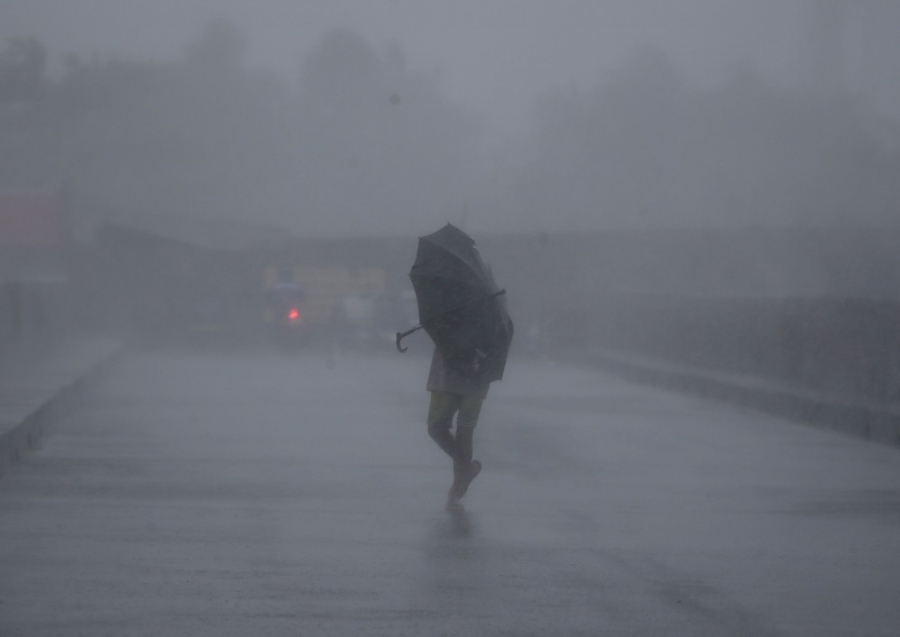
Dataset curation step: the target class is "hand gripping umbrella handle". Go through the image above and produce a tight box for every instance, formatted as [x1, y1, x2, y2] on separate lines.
[395, 289, 506, 354]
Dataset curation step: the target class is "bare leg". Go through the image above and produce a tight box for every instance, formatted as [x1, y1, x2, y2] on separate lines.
[453, 425, 474, 469]
[428, 420, 457, 459]
[449, 426, 480, 504]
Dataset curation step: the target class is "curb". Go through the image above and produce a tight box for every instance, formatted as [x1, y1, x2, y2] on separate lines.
[0, 342, 123, 479]
[584, 352, 900, 448]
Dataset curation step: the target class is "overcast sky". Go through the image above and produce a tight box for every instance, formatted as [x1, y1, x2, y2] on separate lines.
[0, 1, 818, 137]
[2, 0, 898, 236]
[3, 0, 899, 143]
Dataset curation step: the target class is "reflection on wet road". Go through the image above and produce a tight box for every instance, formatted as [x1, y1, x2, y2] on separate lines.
[1, 351, 899, 636]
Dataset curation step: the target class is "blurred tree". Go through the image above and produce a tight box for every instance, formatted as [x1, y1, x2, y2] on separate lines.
[294, 29, 481, 235]
[0, 24, 483, 235]
[0, 35, 46, 104]
[185, 16, 245, 74]
[0, 36, 50, 188]
[518, 48, 687, 230]
[516, 45, 900, 231]
[43, 19, 294, 226]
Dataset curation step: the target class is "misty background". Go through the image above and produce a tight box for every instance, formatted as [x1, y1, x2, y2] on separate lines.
[2, 1, 900, 404]
[5, 6, 900, 634]
[2, 0, 899, 236]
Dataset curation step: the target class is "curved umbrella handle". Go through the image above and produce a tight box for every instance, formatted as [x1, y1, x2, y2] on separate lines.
[395, 325, 422, 353]
[396, 289, 507, 353]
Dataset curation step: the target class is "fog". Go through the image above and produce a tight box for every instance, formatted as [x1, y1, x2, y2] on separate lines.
[1, 0, 899, 396]
[1, 3, 898, 381]
[4, 3, 900, 633]
[2, 0, 899, 238]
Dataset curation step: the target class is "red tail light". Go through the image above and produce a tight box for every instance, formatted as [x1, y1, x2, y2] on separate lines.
[288, 308, 300, 321]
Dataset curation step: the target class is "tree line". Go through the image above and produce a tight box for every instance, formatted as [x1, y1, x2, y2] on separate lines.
[1, 18, 897, 237]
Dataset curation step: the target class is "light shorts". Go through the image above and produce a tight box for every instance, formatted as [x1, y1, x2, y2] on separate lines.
[427, 391, 484, 429]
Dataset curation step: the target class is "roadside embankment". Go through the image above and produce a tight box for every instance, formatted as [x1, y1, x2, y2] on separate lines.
[0, 337, 122, 478]
[584, 350, 900, 448]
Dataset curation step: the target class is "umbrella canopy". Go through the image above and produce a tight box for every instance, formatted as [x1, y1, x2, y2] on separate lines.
[407, 224, 513, 383]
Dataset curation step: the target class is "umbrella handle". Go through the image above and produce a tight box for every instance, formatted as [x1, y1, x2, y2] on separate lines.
[395, 325, 422, 353]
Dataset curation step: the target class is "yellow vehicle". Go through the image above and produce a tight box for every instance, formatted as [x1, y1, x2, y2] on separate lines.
[262, 265, 386, 346]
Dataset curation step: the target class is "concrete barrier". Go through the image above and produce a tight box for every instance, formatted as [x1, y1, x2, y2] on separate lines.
[585, 351, 900, 448]
[0, 339, 122, 479]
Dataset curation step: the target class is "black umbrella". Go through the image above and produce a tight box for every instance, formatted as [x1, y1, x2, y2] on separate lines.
[396, 224, 513, 384]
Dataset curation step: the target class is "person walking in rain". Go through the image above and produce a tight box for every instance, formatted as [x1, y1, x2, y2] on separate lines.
[426, 313, 493, 510]
[396, 224, 513, 511]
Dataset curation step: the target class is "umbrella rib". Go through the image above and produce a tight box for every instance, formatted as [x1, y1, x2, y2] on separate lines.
[420, 240, 489, 284]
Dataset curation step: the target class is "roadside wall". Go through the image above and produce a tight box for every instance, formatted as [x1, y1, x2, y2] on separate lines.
[71, 224, 900, 410]
[586, 294, 900, 405]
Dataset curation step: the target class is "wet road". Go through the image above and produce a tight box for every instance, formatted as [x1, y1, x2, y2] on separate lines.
[1, 350, 899, 636]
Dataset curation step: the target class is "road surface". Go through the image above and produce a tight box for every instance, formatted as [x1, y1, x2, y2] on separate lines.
[1, 350, 899, 636]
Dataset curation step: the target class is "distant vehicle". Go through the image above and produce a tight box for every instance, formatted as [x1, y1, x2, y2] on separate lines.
[265, 280, 307, 349]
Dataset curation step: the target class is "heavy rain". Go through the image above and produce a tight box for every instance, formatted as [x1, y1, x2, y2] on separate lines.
[1, 1, 899, 635]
